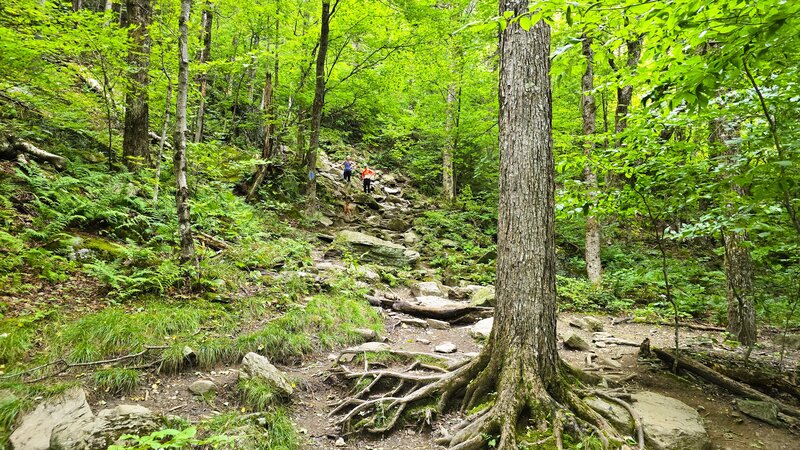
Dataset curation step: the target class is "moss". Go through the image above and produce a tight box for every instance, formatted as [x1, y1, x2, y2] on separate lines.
[83, 236, 127, 258]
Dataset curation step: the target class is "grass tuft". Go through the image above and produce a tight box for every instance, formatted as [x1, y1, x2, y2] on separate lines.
[93, 367, 140, 395]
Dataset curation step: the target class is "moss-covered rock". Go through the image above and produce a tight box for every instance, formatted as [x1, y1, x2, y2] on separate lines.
[334, 230, 419, 267]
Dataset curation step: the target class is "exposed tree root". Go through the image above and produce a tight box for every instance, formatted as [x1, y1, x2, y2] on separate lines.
[331, 350, 636, 449]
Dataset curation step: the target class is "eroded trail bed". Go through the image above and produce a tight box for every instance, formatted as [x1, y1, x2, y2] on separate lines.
[288, 301, 800, 450]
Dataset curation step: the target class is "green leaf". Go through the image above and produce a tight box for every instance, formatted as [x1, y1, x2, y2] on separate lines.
[519, 15, 532, 31]
[566, 6, 573, 26]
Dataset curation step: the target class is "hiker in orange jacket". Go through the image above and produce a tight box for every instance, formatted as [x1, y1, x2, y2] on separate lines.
[360, 165, 375, 194]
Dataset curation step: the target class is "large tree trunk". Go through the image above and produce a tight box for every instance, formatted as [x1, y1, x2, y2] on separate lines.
[613, 36, 642, 139]
[724, 229, 756, 345]
[305, 0, 332, 214]
[581, 34, 602, 285]
[246, 70, 275, 201]
[193, 0, 213, 143]
[122, 0, 152, 169]
[174, 0, 196, 264]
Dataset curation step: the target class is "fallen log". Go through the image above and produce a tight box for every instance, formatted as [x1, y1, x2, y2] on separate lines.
[0, 138, 68, 169]
[652, 347, 800, 419]
[392, 297, 492, 321]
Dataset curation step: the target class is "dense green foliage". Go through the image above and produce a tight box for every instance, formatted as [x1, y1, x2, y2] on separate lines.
[1, 0, 800, 446]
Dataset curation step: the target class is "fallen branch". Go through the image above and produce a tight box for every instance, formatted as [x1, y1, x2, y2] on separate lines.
[0, 138, 68, 170]
[652, 347, 800, 418]
[1, 345, 169, 383]
[196, 231, 231, 250]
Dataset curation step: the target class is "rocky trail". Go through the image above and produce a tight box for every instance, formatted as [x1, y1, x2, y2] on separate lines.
[10, 152, 800, 449]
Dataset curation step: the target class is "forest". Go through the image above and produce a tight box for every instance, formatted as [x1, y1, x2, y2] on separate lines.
[1, 0, 799, 449]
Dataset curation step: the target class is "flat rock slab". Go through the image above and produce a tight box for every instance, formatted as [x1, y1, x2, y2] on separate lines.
[470, 317, 494, 339]
[434, 342, 457, 353]
[189, 380, 217, 395]
[344, 342, 392, 353]
[736, 399, 780, 426]
[10, 387, 93, 450]
[334, 230, 419, 267]
[393, 296, 481, 320]
[470, 286, 496, 307]
[563, 332, 590, 351]
[412, 281, 445, 297]
[631, 391, 710, 450]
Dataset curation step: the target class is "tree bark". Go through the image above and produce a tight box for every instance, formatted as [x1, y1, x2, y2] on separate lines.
[442, 80, 456, 204]
[153, 80, 172, 205]
[581, 34, 602, 285]
[193, 0, 213, 143]
[246, 70, 275, 201]
[613, 36, 642, 139]
[122, 0, 152, 170]
[305, 0, 332, 214]
[724, 230, 757, 346]
[174, 0, 196, 264]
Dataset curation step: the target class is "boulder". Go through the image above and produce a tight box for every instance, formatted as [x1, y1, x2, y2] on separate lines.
[470, 318, 494, 339]
[380, 173, 398, 186]
[434, 342, 457, 354]
[334, 230, 419, 267]
[353, 327, 378, 341]
[386, 218, 410, 232]
[569, 318, 589, 330]
[239, 352, 294, 397]
[402, 230, 419, 245]
[11, 387, 93, 450]
[426, 318, 451, 330]
[318, 216, 333, 227]
[383, 186, 401, 195]
[448, 285, 482, 300]
[470, 286, 496, 307]
[583, 316, 604, 332]
[563, 332, 590, 351]
[52, 405, 158, 450]
[353, 192, 382, 210]
[631, 392, 710, 450]
[736, 399, 780, 426]
[189, 380, 217, 395]
[772, 333, 800, 350]
[412, 281, 445, 297]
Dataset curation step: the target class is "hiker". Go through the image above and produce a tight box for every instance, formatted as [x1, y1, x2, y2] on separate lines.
[361, 164, 375, 193]
[343, 156, 355, 183]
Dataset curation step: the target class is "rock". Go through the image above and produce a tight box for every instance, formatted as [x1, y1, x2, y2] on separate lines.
[54, 404, 158, 450]
[569, 318, 589, 330]
[353, 328, 378, 341]
[334, 230, 419, 267]
[440, 239, 458, 248]
[448, 285, 482, 300]
[182, 345, 197, 366]
[412, 281, 444, 297]
[595, 355, 621, 369]
[345, 342, 392, 353]
[563, 333, 590, 351]
[386, 218, 410, 232]
[381, 173, 398, 186]
[736, 399, 780, 426]
[318, 216, 333, 227]
[402, 230, 419, 245]
[11, 387, 93, 450]
[434, 342, 457, 354]
[426, 318, 451, 330]
[401, 317, 428, 328]
[470, 286, 496, 307]
[189, 380, 217, 395]
[631, 392, 710, 450]
[335, 437, 347, 447]
[476, 249, 496, 264]
[583, 316, 604, 332]
[239, 352, 294, 397]
[416, 338, 431, 345]
[585, 396, 633, 433]
[354, 192, 382, 210]
[470, 318, 493, 339]
[383, 186, 401, 195]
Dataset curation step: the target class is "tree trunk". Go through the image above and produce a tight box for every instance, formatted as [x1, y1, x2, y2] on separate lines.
[193, 1, 213, 143]
[174, 0, 196, 264]
[442, 81, 456, 204]
[122, 0, 152, 170]
[724, 230, 757, 346]
[246, 70, 274, 201]
[153, 80, 172, 205]
[613, 36, 642, 138]
[581, 34, 602, 285]
[305, 0, 331, 214]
